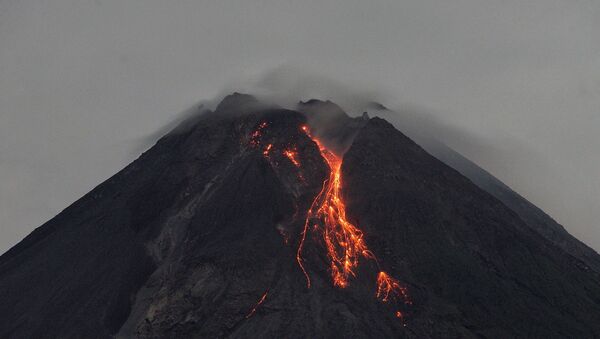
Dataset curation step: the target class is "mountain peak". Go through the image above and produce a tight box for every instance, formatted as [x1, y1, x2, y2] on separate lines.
[297, 99, 348, 120]
[214, 92, 261, 115]
[365, 101, 389, 111]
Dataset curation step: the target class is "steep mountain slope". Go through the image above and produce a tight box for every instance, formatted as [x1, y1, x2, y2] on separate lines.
[0, 94, 599, 338]
[342, 117, 600, 337]
[425, 140, 600, 276]
[364, 103, 600, 276]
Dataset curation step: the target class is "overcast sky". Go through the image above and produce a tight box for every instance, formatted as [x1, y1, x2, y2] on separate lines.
[0, 0, 598, 254]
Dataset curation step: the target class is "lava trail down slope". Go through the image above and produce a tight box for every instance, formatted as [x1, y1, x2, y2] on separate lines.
[295, 125, 412, 322]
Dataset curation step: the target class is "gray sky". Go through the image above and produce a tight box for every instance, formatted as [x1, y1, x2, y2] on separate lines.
[0, 0, 598, 254]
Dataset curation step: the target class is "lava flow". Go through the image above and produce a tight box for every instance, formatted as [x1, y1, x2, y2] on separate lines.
[283, 148, 301, 167]
[297, 124, 412, 321]
[376, 272, 410, 302]
[301, 135, 374, 288]
[247, 121, 411, 323]
[245, 291, 268, 319]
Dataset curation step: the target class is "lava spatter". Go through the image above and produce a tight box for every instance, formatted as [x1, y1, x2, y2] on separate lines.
[250, 121, 268, 146]
[263, 143, 273, 157]
[376, 271, 410, 303]
[377, 271, 412, 323]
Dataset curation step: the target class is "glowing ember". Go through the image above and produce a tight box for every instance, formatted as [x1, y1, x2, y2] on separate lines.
[375, 271, 411, 324]
[376, 271, 410, 303]
[283, 148, 301, 167]
[250, 121, 268, 146]
[263, 143, 273, 157]
[245, 291, 268, 318]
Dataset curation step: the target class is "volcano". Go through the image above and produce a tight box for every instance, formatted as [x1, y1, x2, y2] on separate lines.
[1, 93, 599, 338]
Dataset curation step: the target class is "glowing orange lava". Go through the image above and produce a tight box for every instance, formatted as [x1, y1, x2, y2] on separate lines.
[250, 121, 268, 146]
[248, 122, 411, 323]
[299, 125, 375, 287]
[283, 148, 301, 167]
[314, 146, 373, 287]
[298, 124, 412, 321]
[376, 271, 410, 304]
[297, 178, 328, 288]
[263, 143, 273, 157]
[245, 291, 268, 318]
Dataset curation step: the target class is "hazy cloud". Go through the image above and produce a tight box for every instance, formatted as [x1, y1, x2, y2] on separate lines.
[0, 0, 598, 253]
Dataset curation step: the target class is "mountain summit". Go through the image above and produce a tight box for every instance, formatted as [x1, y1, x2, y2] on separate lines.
[1, 94, 599, 338]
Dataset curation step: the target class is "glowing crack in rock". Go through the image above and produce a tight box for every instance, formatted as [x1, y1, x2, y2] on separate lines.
[263, 143, 273, 157]
[245, 291, 268, 319]
[283, 148, 301, 167]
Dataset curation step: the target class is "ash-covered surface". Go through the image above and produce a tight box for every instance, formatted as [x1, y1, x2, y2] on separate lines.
[0, 94, 599, 338]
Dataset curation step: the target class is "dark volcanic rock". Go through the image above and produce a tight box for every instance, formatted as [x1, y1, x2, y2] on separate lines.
[425, 140, 600, 277]
[342, 117, 600, 337]
[0, 95, 599, 338]
[364, 103, 600, 279]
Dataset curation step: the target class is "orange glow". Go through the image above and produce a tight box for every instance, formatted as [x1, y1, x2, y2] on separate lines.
[298, 125, 411, 321]
[250, 121, 268, 146]
[377, 271, 411, 324]
[299, 126, 372, 288]
[248, 122, 411, 322]
[263, 143, 273, 157]
[376, 271, 409, 303]
[283, 148, 301, 167]
[317, 149, 369, 287]
[245, 291, 268, 318]
[297, 178, 328, 288]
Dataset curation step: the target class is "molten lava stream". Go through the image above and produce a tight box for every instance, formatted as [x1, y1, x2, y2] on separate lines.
[297, 125, 411, 322]
[245, 291, 268, 319]
[298, 125, 375, 287]
[248, 122, 411, 322]
[311, 143, 373, 287]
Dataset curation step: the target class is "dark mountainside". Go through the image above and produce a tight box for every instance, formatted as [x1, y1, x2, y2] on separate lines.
[424, 140, 600, 276]
[1, 93, 599, 338]
[363, 103, 600, 276]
